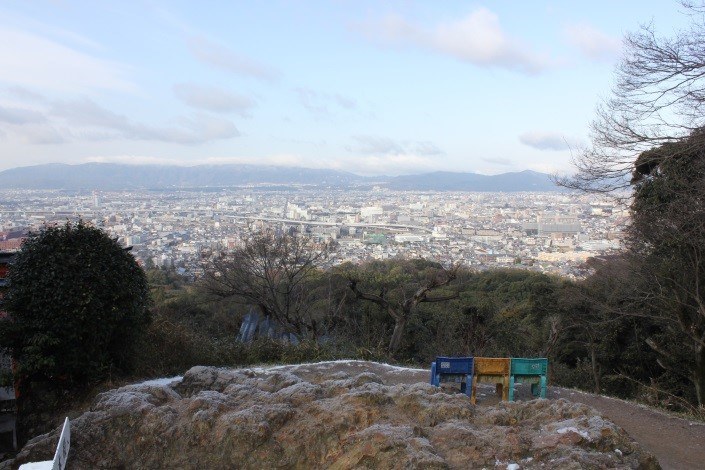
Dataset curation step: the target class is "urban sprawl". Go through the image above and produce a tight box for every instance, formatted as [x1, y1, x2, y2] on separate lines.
[0, 188, 626, 279]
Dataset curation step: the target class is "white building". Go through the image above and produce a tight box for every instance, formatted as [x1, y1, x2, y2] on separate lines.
[360, 206, 384, 218]
[395, 233, 426, 243]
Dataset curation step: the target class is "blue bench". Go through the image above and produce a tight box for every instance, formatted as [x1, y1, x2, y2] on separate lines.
[430, 356, 474, 397]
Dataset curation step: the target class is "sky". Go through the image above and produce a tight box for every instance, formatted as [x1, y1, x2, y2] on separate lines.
[0, 0, 692, 176]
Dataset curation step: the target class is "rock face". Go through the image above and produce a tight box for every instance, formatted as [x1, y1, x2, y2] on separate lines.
[6, 361, 659, 469]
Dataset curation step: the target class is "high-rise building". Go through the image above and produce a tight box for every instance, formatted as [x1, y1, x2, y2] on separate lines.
[523, 213, 581, 236]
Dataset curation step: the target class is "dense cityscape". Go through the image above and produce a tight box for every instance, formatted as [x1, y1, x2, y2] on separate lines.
[0, 187, 626, 279]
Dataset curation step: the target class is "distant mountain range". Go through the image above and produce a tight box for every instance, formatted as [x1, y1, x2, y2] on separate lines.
[0, 163, 564, 192]
[385, 170, 558, 191]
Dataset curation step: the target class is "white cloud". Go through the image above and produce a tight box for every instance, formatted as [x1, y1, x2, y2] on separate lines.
[334, 94, 356, 110]
[132, 113, 239, 144]
[51, 98, 240, 144]
[5, 86, 48, 104]
[188, 36, 281, 82]
[295, 88, 357, 116]
[87, 153, 307, 168]
[481, 157, 513, 166]
[14, 124, 66, 144]
[351, 154, 437, 176]
[296, 88, 329, 115]
[0, 105, 45, 124]
[348, 135, 444, 156]
[0, 27, 134, 92]
[86, 155, 190, 166]
[349, 135, 404, 155]
[173, 83, 255, 115]
[407, 141, 443, 156]
[519, 131, 584, 151]
[51, 98, 129, 129]
[214, 154, 308, 167]
[358, 8, 550, 73]
[0, 95, 62, 144]
[0, 8, 104, 51]
[564, 23, 621, 62]
[0, 96, 239, 145]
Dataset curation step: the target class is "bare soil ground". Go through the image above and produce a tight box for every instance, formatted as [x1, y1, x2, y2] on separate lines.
[288, 361, 705, 470]
[548, 387, 705, 470]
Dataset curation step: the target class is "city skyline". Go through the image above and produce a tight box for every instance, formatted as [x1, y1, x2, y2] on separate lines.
[0, 187, 624, 280]
[0, 1, 689, 175]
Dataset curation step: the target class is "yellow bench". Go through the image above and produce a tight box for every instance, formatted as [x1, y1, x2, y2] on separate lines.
[470, 357, 510, 405]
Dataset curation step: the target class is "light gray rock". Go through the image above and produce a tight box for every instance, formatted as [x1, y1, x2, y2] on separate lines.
[5, 363, 660, 469]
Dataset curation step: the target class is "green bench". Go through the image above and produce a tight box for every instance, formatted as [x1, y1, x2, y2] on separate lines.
[509, 358, 547, 401]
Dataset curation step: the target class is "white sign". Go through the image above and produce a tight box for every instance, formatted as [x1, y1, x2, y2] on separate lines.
[52, 417, 70, 470]
[19, 417, 70, 470]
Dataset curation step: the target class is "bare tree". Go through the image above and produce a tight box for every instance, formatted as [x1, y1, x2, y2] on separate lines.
[556, 1, 705, 407]
[347, 260, 459, 355]
[202, 230, 335, 340]
[561, 2, 705, 193]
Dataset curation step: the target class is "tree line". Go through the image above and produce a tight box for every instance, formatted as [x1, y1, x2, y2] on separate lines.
[198, 233, 703, 410]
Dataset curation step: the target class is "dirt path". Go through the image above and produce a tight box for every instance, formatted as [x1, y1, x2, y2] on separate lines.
[276, 361, 705, 470]
[548, 387, 705, 470]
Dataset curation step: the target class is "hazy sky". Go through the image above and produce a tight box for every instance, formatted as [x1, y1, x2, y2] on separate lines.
[0, 1, 690, 175]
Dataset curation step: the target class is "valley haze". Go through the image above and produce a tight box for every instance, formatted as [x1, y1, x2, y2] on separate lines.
[0, 163, 562, 192]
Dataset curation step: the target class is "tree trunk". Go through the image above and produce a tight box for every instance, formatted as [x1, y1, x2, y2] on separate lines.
[589, 341, 601, 394]
[694, 343, 705, 407]
[388, 317, 407, 354]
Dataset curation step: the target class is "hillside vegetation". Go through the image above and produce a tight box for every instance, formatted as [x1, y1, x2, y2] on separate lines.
[136, 260, 689, 412]
[6, 235, 702, 446]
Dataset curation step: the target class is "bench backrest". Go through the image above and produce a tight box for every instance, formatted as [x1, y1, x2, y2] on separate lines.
[435, 356, 474, 375]
[474, 357, 510, 375]
[510, 358, 547, 376]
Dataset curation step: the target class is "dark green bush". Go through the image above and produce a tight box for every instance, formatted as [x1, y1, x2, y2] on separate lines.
[0, 221, 150, 389]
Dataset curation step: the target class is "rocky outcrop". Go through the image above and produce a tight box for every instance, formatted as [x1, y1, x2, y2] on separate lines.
[5, 362, 659, 469]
